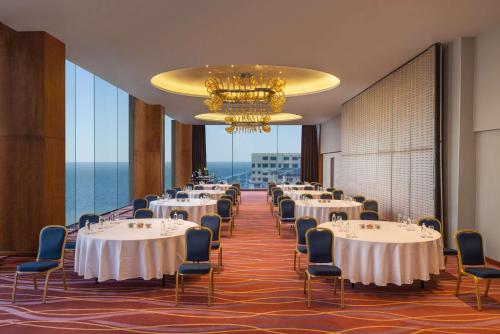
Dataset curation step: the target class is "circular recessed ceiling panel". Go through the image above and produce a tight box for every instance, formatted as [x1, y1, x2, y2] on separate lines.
[151, 65, 340, 97]
[194, 112, 303, 123]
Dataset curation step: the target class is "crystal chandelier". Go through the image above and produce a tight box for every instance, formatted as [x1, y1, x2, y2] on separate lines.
[203, 72, 286, 133]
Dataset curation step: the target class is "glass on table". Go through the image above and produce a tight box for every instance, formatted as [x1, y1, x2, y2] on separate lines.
[427, 225, 435, 238]
[420, 224, 427, 238]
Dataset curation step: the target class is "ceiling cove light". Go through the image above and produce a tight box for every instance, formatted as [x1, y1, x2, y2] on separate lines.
[151, 65, 340, 133]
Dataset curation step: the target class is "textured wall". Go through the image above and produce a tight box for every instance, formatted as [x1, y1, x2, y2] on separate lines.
[336, 46, 438, 221]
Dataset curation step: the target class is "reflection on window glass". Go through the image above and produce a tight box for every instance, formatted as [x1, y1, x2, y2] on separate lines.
[164, 116, 172, 189]
[65, 61, 131, 225]
[205, 125, 302, 188]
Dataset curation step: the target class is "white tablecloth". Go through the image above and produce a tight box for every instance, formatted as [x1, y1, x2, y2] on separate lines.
[277, 184, 316, 190]
[285, 190, 331, 200]
[149, 199, 217, 224]
[74, 219, 197, 282]
[317, 221, 445, 286]
[295, 199, 362, 223]
[187, 189, 226, 200]
[196, 184, 232, 191]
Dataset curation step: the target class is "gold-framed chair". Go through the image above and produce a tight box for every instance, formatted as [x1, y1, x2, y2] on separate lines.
[270, 188, 284, 214]
[455, 229, 500, 311]
[294, 216, 317, 271]
[201, 214, 223, 271]
[418, 217, 457, 267]
[277, 198, 295, 236]
[175, 226, 214, 306]
[217, 198, 234, 238]
[12, 225, 68, 304]
[134, 208, 154, 219]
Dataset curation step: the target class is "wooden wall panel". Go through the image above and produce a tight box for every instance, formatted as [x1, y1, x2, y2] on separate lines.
[173, 121, 192, 188]
[132, 98, 164, 198]
[0, 23, 65, 255]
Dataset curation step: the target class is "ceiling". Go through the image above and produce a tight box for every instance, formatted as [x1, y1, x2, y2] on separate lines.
[1, 0, 500, 124]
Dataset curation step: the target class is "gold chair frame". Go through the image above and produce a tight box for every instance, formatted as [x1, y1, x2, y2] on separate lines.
[201, 214, 223, 271]
[293, 216, 317, 272]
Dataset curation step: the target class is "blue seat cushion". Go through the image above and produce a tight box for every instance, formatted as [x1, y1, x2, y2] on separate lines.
[65, 241, 76, 250]
[307, 264, 342, 277]
[211, 242, 220, 250]
[465, 267, 500, 279]
[280, 217, 295, 222]
[178, 263, 211, 275]
[296, 245, 307, 254]
[444, 247, 458, 256]
[17, 261, 59, 272]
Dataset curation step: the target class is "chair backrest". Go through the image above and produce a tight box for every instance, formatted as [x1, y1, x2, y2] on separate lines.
[295, 217, 317, 245]
[300, 194, 313, 200]
[232, 183, 241, 192]
[304, 186, 314, 191]
[194, 185, 204, 190]
[221, 194, 234, 204]
[320, 193, 333, 200]
[174, 187, 182, 192]
[145, 194, 158, 204]
[284, 181, 290, 185]
[329, 211, 348, 221]
[455, 230, 486, 266]
[295, 181, 304, 185]
[268, 185, 276, 196]
[133, 198, 148, 212]
[360, 210, 379, 221]
[78, 213, 99, 229]
[38, 225, 67, 261]
[134, 208, 154, 219]
[279, 199, 295, 219]
[198, 192, 211, 199]
[333, 190, 344, 200]
[353, 195, 365, 203]
[225, 189, 237, 202]
[363, 199, 378, 212]
[186, 183, 194, 189]
[272, 188, 284, 205]
[170, 209, 189, 220]
[217, 198, 232, 218]
[306, 228, 334, 264]
[326, 187, 335, 193]
[418, 217, 442, 234]
[201, 214, 222, 242]
[185, 227, 212, 262]
[166, 189, 177, 198]
[176, 192, 189, 199]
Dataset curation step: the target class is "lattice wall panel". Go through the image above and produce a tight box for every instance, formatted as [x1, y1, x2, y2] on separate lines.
[337, 46, 437, 221]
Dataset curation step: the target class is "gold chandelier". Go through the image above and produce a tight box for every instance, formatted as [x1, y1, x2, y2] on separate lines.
[203, 72, 286, 133]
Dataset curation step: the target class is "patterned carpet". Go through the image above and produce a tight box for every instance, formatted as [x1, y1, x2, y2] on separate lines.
[0, 191, 498, 333]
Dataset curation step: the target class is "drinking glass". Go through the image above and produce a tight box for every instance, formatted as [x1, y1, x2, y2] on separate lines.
[427, 225, 435, 238]
[420, 225, 427, 238]
[173, 213, 178, 221]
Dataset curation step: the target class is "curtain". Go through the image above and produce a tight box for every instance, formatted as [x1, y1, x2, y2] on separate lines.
[191, 125, 207, 172]
[300, 125, 319, 182]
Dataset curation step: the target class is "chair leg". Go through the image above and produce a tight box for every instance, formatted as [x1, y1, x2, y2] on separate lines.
[303, 273, 307, 295]
[208, 272, 212, 306]
[218, 248, 223, 272]
[333, 277, 337, 295]
[61, 269, 68, 291]
[11, 272, 19, 303]
[340, 275, 345, 308]
[455, 273, 462, 296]
[485, 279, 491, 297]
[293, 251, 297, 271]
[278, 222, 281, 236]
[175, 272, 179, 305]
[162, 274, 166, 286]
[444, 256, 448, 267]
[307, 274, 312, 308]
[42, 272, 51, 304]
[229, 219, 233, 238]
[181, 275, 185, 293]
[474, 277, 482, 311]
[298, 253, 301, 272]
[33, 276, 38, 290]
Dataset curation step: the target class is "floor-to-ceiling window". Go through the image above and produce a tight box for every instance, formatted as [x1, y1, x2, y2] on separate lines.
[65, 60, 131, 225]
[164, 116, 173, 190]
[206, 125, 302, 189]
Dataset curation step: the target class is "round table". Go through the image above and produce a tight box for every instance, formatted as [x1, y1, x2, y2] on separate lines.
[187, 189, 225, 200]
[149, 198, 217, 224]
[317, 221, 445, 286]
[295, 199, 362, 223]
[285, 190, 330, 200]
[277, 184, 315, 190]
[196, 184, 232, 191]
[74, 219, 197, 282]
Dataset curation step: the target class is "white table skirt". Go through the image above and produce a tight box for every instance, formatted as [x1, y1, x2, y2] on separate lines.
[74, 219, 197, 282]
[186, 189, 225, 200]
[149, 199, 217, 224]
[318, 221, 445, 286]
[285, 190, 329, 200]
[295, 199, 362, 223]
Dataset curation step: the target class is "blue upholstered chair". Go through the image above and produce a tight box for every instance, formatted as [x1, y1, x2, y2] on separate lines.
[353, 195, 365, 203]
[217, 199, 233, 238]
[333, 190, 344, 200]
[284, 181, 290, 185]
[133, 198, 148, 214]
[169, 209, 189, 220]
[165, 189, 177, 199]
[145, 194, 158, 204]
[201, 214, 223, 270]
[320, 193, 333, 200]
[194, 185, 204, 190]
[277, 199, 295, 236]
[455, 230, 500, 311]
[134, 208, 154, 219]
[232, 183, 241, 203]
[363, 200, 378, 213]
[300, 193, 313, 200]
[65, 213, 99, 252]
[304, 228, 344, 308]
[12, 225, 68, 304]
[360, 210, 379, 221]
[326, 187, 335, 193]
[270, 188, 284, 214]
[267, 183, 277, 203]
[304, 186, 314, 191]
[329, 211, 348, 221]
[295, 181, 304, 185]
[418, 217, 457, 266]
[175, 226, 214, 306]
[176, 192, 189, 199]
[294, 217, 317, 271]
[185, 183, 194, 190]
[226, 188, 239, 214]
[174, 187, 182, 192]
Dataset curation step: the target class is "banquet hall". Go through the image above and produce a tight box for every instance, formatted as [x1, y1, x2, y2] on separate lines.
[0, 1, 499, 333]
